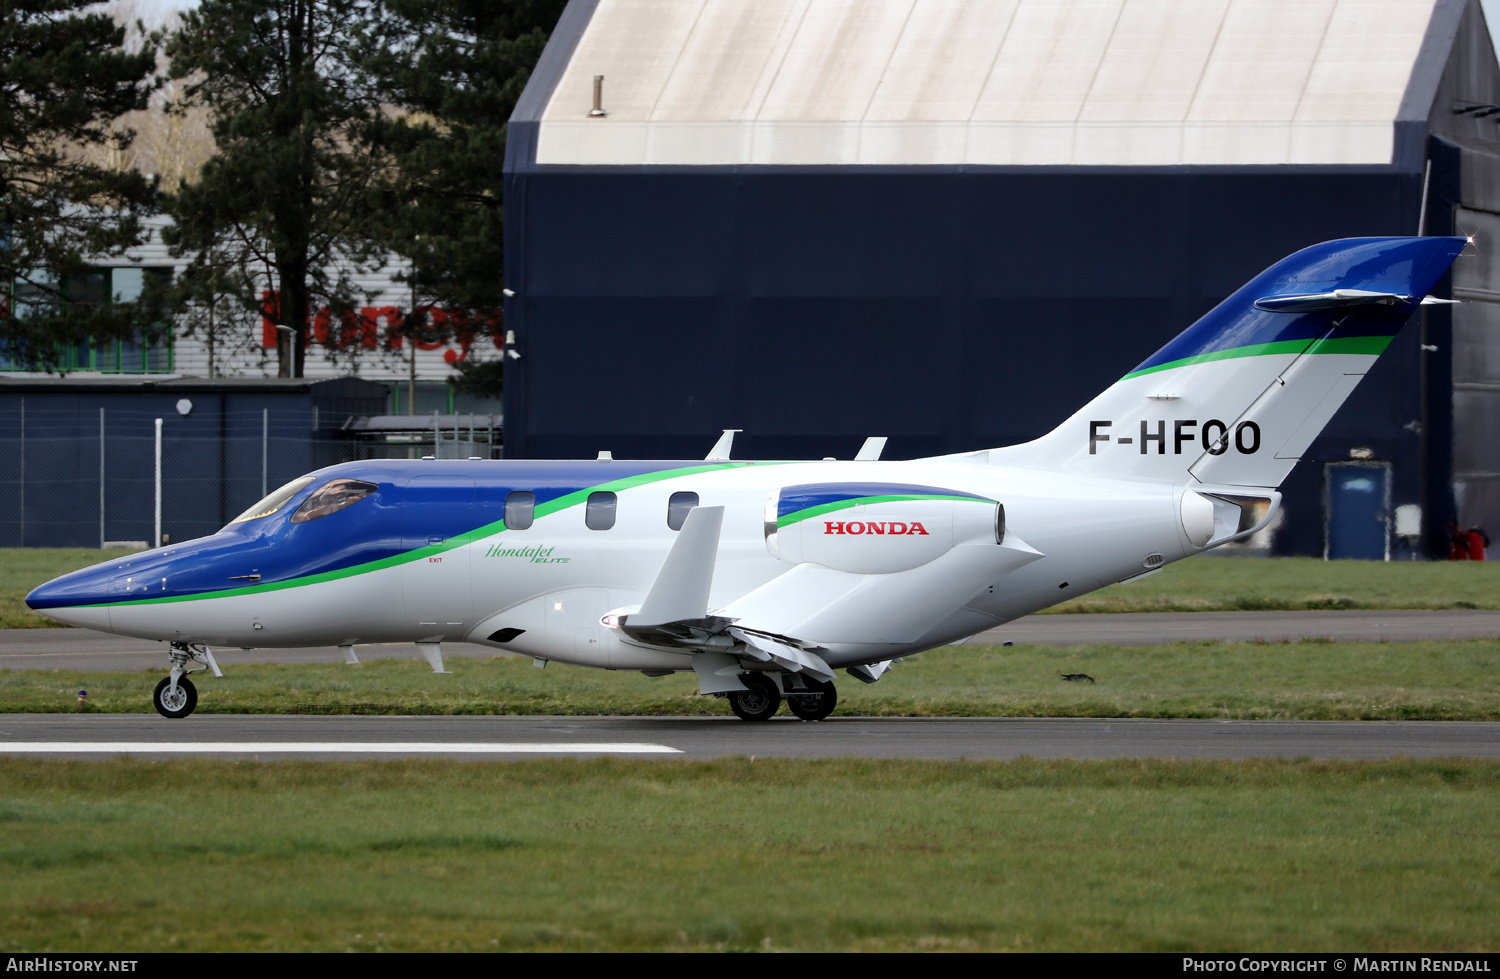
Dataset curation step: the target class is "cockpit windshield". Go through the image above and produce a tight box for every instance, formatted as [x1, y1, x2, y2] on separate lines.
[227, 475, 317, 525]
[290, 478, 378, 523]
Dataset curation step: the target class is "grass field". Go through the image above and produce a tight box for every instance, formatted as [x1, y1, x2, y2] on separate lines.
[5, 550, 1498, 953]
[2, 757, 1496, 952]
[1049, 553, 1500, 613]
[0, 549, 140, 629]
[7, 637, 1500, 720]
[6, 549, 1500, 630]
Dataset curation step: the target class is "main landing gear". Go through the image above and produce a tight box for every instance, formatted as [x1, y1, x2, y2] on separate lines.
[726, 673, 838, 722]
[786, 677, 837, 721]
[154, 642, 219, 718]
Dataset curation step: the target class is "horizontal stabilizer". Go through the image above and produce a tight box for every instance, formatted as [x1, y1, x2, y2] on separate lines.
[632, 506, 724, 627]
[1253, 288, 1409, 312]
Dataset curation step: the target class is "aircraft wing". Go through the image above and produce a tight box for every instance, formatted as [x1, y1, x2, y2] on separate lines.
[715, 537, 1044, 645]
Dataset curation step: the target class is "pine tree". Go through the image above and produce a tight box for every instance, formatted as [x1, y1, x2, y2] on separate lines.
[370, 0, 567, 397]
[164, 0, 389, 378]
[0, 0, 159, 371]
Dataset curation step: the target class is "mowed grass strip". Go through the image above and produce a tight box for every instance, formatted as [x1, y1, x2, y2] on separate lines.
[1048, 554, 1500, 612]
[1, 757, 1497, 952]
[0, 548, 141, 628]
[7, 638, 1500, 719]
[7, 550, 1500, 630]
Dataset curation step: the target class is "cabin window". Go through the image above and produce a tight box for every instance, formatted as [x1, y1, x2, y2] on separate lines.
[667, 491, 699, 531]
[291, 478, 378, 523]
[227, 475, 317, 525]
[504, 491, 536, 530]
[585, 491, 617, 530]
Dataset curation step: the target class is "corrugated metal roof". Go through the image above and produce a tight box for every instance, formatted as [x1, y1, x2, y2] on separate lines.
[536, 0, 1442, 165]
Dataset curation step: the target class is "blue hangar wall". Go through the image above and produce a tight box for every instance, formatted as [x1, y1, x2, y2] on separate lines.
[501, 160, 1434, 558]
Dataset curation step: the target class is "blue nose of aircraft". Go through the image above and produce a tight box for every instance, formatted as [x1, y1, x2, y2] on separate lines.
[26, 561, 120, 630]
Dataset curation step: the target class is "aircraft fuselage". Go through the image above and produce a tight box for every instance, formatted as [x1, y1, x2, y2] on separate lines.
[30, 456, 1189, 671]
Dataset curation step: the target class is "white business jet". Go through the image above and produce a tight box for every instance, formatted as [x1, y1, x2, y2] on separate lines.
[27, 236, 1468, 720]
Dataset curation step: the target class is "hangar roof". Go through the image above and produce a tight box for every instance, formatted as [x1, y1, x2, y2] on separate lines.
[529, 0, 1462, 166]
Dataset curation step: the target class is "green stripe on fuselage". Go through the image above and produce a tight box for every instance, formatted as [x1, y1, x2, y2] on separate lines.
[1122, 335, 1391, 380]
[94, 461, 766, 608]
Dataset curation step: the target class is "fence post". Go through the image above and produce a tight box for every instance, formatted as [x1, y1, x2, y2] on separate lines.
[99, 408, 106, 548]
[18, 396, 24, 547]
[154, 417, 163, 549]
[262, 408, 269, 498]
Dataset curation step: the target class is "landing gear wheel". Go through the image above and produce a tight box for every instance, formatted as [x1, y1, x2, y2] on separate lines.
[787, 678, 837, 721]
[153, 676, 197, 719]
[728, 673, 781, 721]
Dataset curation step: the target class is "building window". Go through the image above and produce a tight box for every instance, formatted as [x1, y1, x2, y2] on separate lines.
[2, 267, 173, 374]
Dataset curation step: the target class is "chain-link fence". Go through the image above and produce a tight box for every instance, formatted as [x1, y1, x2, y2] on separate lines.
[0, 404, 498, 548]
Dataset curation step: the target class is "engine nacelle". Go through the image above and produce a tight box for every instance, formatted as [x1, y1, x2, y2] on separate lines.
[765, 481, 1004, 574]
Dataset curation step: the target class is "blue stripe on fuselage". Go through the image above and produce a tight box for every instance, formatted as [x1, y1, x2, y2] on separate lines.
[26, 459, 723, 609]
[776, 482, 992, 521]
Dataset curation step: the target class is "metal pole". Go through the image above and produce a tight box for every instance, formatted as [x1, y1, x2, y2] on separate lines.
[432, 408, 439, 458]
[1418, 159, 1432, 236]
[99, 408, 106, 548]
[154, 417, 163, 549]
[18, 396, 24, 547]
[408, 281, 418, 416]
[262, 408, 269, 497]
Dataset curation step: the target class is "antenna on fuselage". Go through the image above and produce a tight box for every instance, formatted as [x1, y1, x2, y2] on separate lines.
[854, 436, 888, 461]
[706, 429, 741, 461]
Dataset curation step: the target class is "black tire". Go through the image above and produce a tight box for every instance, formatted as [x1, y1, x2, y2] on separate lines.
[153, 675, 197, 719]
[786, 677, 837, 721]
[728, 673, 780, 721]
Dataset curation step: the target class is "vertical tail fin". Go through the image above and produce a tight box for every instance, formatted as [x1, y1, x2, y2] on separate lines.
[991, 237, 1468, 487]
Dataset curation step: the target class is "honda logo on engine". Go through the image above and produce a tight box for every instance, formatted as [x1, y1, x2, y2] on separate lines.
[824, 521, 930, 536]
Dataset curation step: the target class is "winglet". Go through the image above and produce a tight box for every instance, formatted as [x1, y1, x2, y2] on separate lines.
[854, 436, 887, 461]
[631, 506, 724, 626]
[705, 429, 741, 461]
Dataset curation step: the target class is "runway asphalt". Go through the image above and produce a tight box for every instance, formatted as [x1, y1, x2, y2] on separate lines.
[5, 608, 1500, 672]
[5, 611, 1498, 761]
[3, 714, 1499, 761]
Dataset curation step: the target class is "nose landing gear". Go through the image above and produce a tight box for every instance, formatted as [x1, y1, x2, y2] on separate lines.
[154, 642, 220, 719]
[153, 675, 197, 718]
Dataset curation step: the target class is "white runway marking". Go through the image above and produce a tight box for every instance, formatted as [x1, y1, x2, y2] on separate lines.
[0, 742, 683, 755]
